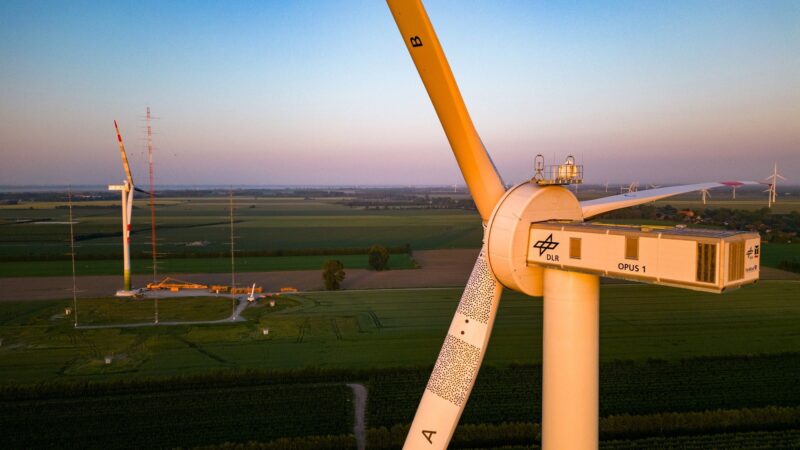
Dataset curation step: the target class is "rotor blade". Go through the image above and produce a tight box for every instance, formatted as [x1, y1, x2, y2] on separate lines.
[581, 181, 759, 219]
[776, 174, 787, 181]
[404, 245, 503, 449]
[114, 120, 134, 187]
[133, 187, 155, 197]
[387, 0, 505, 221]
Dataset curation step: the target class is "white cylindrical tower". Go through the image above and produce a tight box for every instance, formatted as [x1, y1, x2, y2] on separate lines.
[542, 268, 599, 450]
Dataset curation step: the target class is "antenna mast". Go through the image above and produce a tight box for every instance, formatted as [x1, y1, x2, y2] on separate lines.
[146, 107, 157, 282]
[68, 189, 78, 327]
[229, 188, 237, 320]
[146, 107, 159, 323]
[230, 188, 236, 289]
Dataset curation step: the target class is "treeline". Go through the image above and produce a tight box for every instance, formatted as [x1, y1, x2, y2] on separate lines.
[0, 245, 412, 262]
[344, 195, 476, 211]
[599, 204, 800, 241]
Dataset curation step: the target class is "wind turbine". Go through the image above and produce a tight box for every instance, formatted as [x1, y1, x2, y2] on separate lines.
[108, 120, 137, 294]
[722, 181, 744, 199]
[386, 2, 761, 449]
[700, 188, 711, 205]
[763, 163, 786, 208]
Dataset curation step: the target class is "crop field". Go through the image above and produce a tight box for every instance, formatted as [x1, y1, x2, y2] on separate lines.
[2, 191, 799, 447]
[74, 296, 232, 325]
[2, 193, 799, 279]
[1, 282, 799, 448]
[0, 196, 483, 262]
[0, 281, 797, 383]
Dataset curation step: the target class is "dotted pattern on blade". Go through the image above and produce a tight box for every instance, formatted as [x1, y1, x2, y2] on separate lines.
[456, 250, 495, 324]
[426, 334, 481, 406]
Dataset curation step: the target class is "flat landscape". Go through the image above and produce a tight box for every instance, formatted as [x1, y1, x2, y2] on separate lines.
[0, 187, 799, 449]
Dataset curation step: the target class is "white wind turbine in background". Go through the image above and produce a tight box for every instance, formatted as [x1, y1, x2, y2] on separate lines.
[764, 163, 786, 208]
[109, 121, 142, 294]
[386, 1, 761, 449]
[700, 188, 711, 205]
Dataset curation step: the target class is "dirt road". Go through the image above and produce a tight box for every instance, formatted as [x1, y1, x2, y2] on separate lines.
[0, 249, 480, 302]
[2, 249, 796, 302]
[347, 383, 368, 450]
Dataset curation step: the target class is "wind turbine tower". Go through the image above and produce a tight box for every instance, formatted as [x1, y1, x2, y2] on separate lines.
[109, 120, 137, 294]
[700, 188, 711, 205]
[386, 2, 761, 449]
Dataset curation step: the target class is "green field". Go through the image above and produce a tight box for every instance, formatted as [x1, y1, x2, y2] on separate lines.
[74, 296, 232, 325]
[2, 192, 800, 447]
[3, 194, 799, 277]
[1, 282, 799, 448]
[0, 197, 483, 261]
[1, 281, 798, 383]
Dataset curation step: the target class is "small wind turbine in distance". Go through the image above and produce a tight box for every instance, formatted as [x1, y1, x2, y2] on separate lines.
[763, 162, 786, 208]
[722, 181, 744, 200]
[700, 188, 711, 205]
[386, 1, 762, 449]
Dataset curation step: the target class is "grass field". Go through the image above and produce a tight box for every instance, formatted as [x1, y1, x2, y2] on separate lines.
[762, 242, 800, 266]
[0, 281, 797, 384]
[74, 296, 232, 324]
[1, 281, 798, 448]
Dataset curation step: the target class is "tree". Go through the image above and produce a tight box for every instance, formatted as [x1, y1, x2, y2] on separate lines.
[368, 245, 390, 271]
[322, 259, 346, 290]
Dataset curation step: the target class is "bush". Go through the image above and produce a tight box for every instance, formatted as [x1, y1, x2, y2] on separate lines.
[368, 245, 390, 271]
[322, 260, 346, 290]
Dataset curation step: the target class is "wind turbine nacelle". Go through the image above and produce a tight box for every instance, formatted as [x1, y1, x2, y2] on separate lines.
[486, 182, 583, 296]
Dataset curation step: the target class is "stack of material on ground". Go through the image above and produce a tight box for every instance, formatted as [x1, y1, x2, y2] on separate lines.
[146, 277, 208, 292]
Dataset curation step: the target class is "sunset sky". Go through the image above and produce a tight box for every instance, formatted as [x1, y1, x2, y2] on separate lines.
[1, 0, 798, 186]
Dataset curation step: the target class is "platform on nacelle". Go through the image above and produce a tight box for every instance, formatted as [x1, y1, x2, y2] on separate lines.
[527, 222, 760, 293]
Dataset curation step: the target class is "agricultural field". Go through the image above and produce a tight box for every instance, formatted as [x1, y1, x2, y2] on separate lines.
[1, 281, 798, 384]
[0, 195, 483, 262]
[2, 188, 799, 448]
[0, 281, 799, 447]
[2, 190, 799, 279]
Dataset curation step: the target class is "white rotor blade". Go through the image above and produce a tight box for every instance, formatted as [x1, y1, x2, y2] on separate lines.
[404, 245, 503, 449]
[581, 181, 759, 219]
[114, 120, 134, 187]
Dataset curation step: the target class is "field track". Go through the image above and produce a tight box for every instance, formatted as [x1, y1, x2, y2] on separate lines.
[2, 248, 798, 302]
[0, 249, 479, 301]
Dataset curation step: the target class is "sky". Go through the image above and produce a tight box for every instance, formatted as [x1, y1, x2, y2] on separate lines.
[0, 0, 798, 187]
